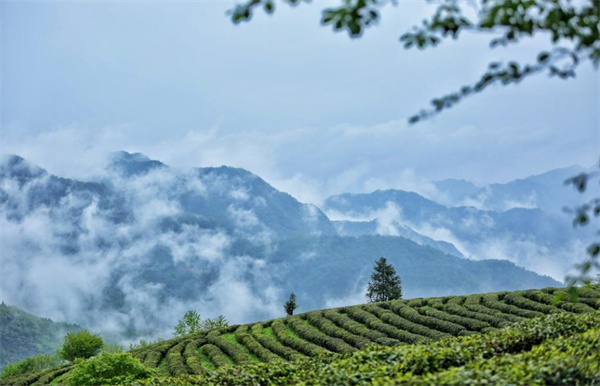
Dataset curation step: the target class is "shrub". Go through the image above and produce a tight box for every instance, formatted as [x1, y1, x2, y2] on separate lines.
[183, 340, 204, 374]
[463, 296, 524, 323]
[142, 341, 177, 368]
[206, 331, 250, 364]
[166, 341, 188, 376]
[345, 306, 425, 344]
[234, 325, 281, 362]
[418, 306, 491, 331]
[287, 317, 355, 354]
[249, 323, 302, 361]
[503, 293, 558, 314]
[412, 328, 600, 385]
[481, 294, 543, 318]
[443, 303, 508, 327]
[367, 304, 446, 340]
[201, 344, 231, 368]
[271, 319, 327, 357]
[323, 310, 400, 346]
[305, 312, 373, 349]
[66, 352, 154, 385]
[388, 302, 466, 336]
[0, 354, 62, 379]
[58, 330, 104, 361]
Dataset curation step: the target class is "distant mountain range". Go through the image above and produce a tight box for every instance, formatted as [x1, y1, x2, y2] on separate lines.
[0, 152, 571, 341]
[324, 166, 596, 280]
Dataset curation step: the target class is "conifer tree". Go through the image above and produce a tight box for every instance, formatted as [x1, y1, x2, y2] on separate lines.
[366, 257, 402, 302]
[284, 292, 298, 316]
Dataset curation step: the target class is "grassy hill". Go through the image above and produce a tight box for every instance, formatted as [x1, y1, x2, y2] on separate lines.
[0, 303, 80, 371]
[2, 285, 599, 385]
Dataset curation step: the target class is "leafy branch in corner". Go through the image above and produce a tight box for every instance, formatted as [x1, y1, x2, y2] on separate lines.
[229, 0, 599, 123]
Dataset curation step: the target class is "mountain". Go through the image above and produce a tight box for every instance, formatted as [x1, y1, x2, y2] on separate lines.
[323, 187, 594, 280]
[0, 153, 559, 340]
[0, 303, 80, 370]
[434, 165, 595, 213]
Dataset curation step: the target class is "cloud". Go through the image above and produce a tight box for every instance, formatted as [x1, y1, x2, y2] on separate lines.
[0, 157, 284, 342]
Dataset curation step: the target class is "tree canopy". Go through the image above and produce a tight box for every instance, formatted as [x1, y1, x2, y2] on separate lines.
[230, 0, 599, 123]
[366, 257, 403, 302]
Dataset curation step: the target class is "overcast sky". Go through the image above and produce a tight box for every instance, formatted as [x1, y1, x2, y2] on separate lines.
[2, 0, 598, 204]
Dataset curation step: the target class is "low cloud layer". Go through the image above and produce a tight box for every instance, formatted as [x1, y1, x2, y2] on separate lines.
[0, 157, 284, 341]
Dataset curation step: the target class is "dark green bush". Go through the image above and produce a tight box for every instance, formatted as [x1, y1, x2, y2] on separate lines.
[463, 296, 524, 323]
[165, 341, 188, 376]
[234, 325, 281, 363]
[345, 306, 423, 344]
[305, 312, 372, 349]
[183, 340, 204, 374]
[142, 341, 176, 368]
[503, 293, 558, 314]
[418, 306, 491, 331]
[66, 352, 154, 385]
[58, 330, 104, 362]
[200, 344, 230, 368]
[440, 302, 507, 327]
[367, 304, 446, 340]
[322, 310, 400, 346]
[482, 294, 543, 318]
[206, 331, 250, 364]
[271, 319, 327, 357]
[388, 303, 466, 336]
[249, 323, 302, 361]
[287, 317, 355, 354]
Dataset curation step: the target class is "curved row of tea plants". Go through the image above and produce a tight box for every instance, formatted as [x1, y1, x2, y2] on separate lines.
[134, 311, 600, 385]
[2, 285, 599, 385]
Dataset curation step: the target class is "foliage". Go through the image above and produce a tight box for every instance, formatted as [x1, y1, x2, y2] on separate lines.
[173, 312, 229, 337]
[130, 311, 600, 385]
[202, 315, 229, 332]
[562, 162, 600, 292]
[173, 311, 202, 337]
[0, 354, 62, 379]
[0, 302, 80, 370]
[366, 257, 402, 302]
[66, 352, 154, 386]
[57, 330, 104, 362]
[229, 0, 599, 122]
[284, 292, 299, 316]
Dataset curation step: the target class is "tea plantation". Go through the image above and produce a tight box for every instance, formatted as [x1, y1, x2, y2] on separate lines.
[2, 285, 599, 385]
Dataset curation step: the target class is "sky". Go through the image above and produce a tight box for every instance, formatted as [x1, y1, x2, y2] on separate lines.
[1, 0, 599, 205]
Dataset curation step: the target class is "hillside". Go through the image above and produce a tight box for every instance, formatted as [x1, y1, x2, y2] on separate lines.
[1, 154, 559, 339]
[3, 285, 598, 385]
[0, 303, 80, 370]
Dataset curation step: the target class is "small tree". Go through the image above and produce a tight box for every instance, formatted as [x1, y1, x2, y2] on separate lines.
[202, 315, 229, 332]
[173, 310, 202, 337]
[58, 330, 104, 362]
[284, 292, 298, 316]
[366, 257, 402, 303]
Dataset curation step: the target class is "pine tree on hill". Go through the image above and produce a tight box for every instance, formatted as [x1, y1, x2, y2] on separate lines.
[366, 257, 402, 303]
[284, 293, 298, 316]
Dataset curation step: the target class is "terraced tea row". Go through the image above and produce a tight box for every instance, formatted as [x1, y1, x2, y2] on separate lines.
[2, 285, 599, 385]
[126, 286, 600, 376]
